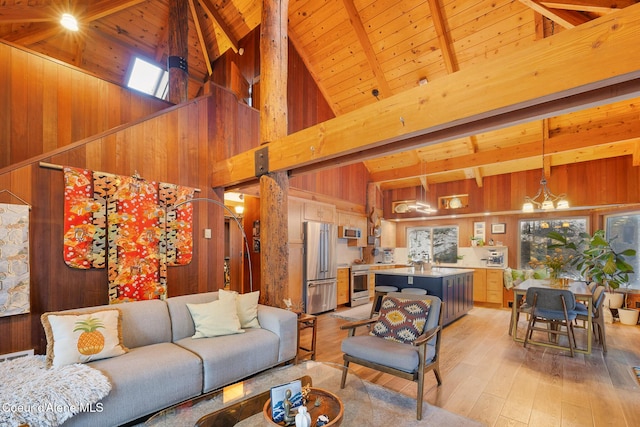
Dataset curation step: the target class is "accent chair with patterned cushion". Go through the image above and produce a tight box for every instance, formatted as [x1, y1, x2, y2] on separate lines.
[339, 292, 443, 420]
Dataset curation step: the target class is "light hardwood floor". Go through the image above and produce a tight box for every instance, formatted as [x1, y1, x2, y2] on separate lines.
[299, 305, 640, 427]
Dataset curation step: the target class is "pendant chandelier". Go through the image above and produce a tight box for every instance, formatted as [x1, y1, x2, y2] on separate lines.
[412, 168, 436, 214]
[522, 135, 569, 213]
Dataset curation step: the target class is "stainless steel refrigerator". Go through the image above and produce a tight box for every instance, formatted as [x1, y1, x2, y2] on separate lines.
[303, 221, 338, 314]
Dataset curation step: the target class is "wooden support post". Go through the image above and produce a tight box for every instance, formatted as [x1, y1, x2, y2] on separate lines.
[168, 0, 189, 103]
[259, 173, 289, 307]
[259, 0, 289, 307]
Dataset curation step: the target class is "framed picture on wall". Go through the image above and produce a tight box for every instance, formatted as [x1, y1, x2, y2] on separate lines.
[491, 223, 506, 234]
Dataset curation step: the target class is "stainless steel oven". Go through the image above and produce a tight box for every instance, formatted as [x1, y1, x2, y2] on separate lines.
[350, 264, 371, 306]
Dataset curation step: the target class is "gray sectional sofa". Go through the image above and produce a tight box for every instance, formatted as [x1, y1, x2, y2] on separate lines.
[60, 291, 298, 427]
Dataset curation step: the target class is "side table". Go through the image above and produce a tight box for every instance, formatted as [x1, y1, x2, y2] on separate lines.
[296, 313, 318, 364]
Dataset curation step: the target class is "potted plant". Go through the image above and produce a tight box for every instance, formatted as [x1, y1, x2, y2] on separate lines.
[549, 229, 637, 323]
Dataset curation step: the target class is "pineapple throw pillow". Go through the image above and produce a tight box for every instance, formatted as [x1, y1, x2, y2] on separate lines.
[41, 309, 128, 368]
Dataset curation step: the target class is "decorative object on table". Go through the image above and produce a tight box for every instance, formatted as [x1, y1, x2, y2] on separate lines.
[528, 247, 573, 286]
[316, 414, 330, 426]
[301, 383, 311, 404]
[268, 379, 303, 423]
[0, 201, 30, 317]
[264, 387, 343, 427]
[633, 367, 640, 385]
[295, 406, 312, 427]
[283, 298, 305, 314]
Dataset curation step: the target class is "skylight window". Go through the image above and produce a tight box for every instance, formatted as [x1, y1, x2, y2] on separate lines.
[127, 57, 168, 100]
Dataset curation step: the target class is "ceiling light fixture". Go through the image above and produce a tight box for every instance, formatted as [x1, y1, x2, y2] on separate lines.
[60, 13, 79, 31]
[522, 134, 569, 212]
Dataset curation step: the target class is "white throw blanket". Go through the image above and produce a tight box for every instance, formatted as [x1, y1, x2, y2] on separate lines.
[0, 355, 111, 427]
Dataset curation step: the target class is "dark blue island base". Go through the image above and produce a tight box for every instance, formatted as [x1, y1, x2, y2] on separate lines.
[374, 267, 474, 326]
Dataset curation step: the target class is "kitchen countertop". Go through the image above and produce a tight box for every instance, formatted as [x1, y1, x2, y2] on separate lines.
[374, 266, 474, 278]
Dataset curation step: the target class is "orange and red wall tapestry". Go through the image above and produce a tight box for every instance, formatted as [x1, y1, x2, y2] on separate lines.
[63, 167, 194, 303]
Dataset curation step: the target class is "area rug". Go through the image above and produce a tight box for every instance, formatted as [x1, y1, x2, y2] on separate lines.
[140, 361, 483, 427]
[0, 355, 111, 427]
[330, 303, 373, 321]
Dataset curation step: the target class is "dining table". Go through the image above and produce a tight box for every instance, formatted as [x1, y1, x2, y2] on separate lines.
[511, 278, 593, 354]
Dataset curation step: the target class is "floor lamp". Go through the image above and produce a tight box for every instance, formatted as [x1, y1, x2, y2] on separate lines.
[170, 197, 253, 292]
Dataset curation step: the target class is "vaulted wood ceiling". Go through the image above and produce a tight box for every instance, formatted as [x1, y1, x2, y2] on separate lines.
[2, 0, 639, 193]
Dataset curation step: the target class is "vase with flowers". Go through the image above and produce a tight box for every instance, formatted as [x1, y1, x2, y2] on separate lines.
[529, 248, 573, 287]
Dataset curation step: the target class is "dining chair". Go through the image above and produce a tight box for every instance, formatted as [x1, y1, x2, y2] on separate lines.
[576, 285, 607, 353]
[340, 292, 443, 420]
[523, 287, 578, 357]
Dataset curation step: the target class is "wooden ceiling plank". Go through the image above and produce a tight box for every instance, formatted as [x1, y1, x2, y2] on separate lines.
[0, 5, 58, 23]
[540, 0, 636, 14]
[188, 0, 213, 76]
[518, 0, 591, 28]
[211, 5, 640, 188]
[3, 0, 146, 45]
[340, 0, 392, 97]
[198, 0, 240, 52]
[426, 0, 458, 74]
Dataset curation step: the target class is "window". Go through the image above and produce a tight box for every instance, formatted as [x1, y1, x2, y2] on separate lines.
[606, 213, 640, 289]
[407, 226, 458, 264]
[126, 57, 168, 100]
[518, 218, 588, 276]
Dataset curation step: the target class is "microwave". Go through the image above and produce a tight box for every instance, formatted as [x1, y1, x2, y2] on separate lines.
[338, 226, 362, 239]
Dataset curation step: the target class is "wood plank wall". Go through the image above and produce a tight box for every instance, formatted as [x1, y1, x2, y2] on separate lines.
[0, 86, 253, 356]
[0, 41, 170, 169]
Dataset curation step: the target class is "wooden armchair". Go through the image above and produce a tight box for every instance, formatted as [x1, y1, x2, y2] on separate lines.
[339, 293, 443, 420]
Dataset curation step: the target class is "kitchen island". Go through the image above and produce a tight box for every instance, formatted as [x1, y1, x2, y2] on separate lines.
[374, 267, 474, 326]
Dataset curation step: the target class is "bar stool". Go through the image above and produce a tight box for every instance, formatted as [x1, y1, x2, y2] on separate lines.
[401, 288, 428, 295]
[370, 286, 398, 318]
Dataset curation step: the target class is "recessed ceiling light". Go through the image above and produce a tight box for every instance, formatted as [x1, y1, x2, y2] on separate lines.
[60, 13, 79, 31]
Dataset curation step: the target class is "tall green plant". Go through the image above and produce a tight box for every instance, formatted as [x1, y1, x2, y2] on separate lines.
[547, 229, 636, 291]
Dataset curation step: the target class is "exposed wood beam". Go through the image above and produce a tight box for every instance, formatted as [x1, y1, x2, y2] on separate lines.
[541, 0, 636, 14]
[519, 0, 591, 28]
[427, 0, 458, 74]
[82, 0, 148, 21]
[341, 0, 391, 97]
[198, 0, 240, 53]
[369, 118, 640, 183]
[188, 0, 213, 76]
[466, 135, 484, 187]
[211, 5, 640, 189]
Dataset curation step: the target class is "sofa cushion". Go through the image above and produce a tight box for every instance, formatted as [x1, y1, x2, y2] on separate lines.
[219, 289, 261, 329]
[187, 299, 244, 338]
[167, 292, 220, 341]
[63, 342, 203, 427]
[41, 308, 128, 367]
[370, 296, 430, 344]
[174, 328, 280, 393]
